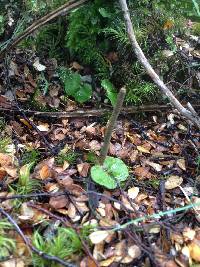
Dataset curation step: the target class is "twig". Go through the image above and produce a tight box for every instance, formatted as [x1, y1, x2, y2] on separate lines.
[0, 104, 200, 118]
[99, 87, 126, 165]
[0, 0, 89, 59]
[119, 0, 200, 129]
[0, 207, 77, 267]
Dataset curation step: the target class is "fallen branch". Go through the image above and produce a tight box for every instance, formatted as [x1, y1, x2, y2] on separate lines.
[1, 104, 200, 118]
[119, 0, 200, 129]
[0, 0, 89, 59]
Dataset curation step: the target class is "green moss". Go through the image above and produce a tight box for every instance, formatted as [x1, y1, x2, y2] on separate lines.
[55, 150, 79, 165]
[192, 22, 200, 35]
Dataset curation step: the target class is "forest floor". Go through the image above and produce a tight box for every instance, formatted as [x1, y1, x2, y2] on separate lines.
[0, 47, 200, 267]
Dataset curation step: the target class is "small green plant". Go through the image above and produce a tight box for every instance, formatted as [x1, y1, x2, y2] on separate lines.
[91, 156, 129, 189]
[32, 227, 82, 267]
[55, 150, 79, 165]
[13, 163, 41, 195]
[58, 68, 92, 103]
[126, 81, 157, 105]
[21, 148, 41, 165]
[0, 137, 11, 153]
[0, 220, 15, 260]
[38, 73, 49, 95]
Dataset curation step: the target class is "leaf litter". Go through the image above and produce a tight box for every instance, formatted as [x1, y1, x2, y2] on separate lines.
[0, 110, 200, 266]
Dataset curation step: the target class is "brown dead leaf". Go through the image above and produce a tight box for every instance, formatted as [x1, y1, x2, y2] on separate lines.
[67, 203, 76, 219]
[145, 160, 162, 172]
[77, 162, 90, 177]
[89, 230, 110, 244]
[137, 145, 150, 154]
[89, 140, 101, 151]
[128, 187, 140, 199]
[177, 158, 186, 171]
[39, 165, 55, 180]
[100, 257, 115, 266]
[165, 175, 183, 190]
[0, 258, 25, 267]
[49, 195, 68, 209]
[0, 153, 12, 166]
[134, 166, 152, 180]
[188, 239, 200, 262]
[0, 167, 7, 180]
[4, 166, 17, 178]
[80, 257, 98, 267]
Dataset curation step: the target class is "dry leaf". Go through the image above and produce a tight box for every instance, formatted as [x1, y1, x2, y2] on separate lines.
[77, 163, 90, 177]
[100, 257, 115, 266]
[146, 160, 162, 172]
[49, 195, 68, 209]
[188, 239, 200, 262]
[128, 245, 141, 259]
[128, 187, 139, 199]
[137, 145, 150, 153]
[177, 159, 186, 171]
[33, 59, 46, 71]
[134, 166, 152, 180]
[165, 176, 183, 190]
[0, 258, 25, 267]
[89, 230, 110, 244]
[39, 165, 54, 180]
[0, 153, 12, 166]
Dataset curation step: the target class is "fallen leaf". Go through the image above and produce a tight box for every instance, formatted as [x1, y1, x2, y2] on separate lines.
[49, 195, 68, 209]
[165, 176, 183, 190]
[0, 258, 25, 267]
[37, 123, 49, 132]
[0, 153, 12, 166]
[89, 230, 109, 244]
[137, 145, 150, 154]
[177, 158, 186, 171]
[134, 166, 152, 180]
[33, 59, 46, 71]
[100, 257, 115, 266]
[188, 239, 200, 262]
[39, 165, 54, 180]
[77, 163, 90, 177]
[128, 245, 141, 259]
[146, 160, 162, 172]
[128, 187, 140, 199]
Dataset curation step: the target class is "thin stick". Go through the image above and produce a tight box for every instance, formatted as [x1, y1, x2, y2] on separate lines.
[0, 207, 77, 267]
[0, 0, 89, 59]
[1, 104, 200, 118]
[99, 87, 126, 165]
[119, 0, 200, 129]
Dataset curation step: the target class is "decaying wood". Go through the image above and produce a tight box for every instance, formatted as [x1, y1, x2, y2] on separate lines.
[0, 0, 89, 59]
[0, 104, 200, 118]
[119, 0, 200, 129]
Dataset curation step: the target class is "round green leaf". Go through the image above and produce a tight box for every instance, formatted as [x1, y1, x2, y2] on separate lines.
[74, 83, 92, 103]
[91, 156, 129, 189]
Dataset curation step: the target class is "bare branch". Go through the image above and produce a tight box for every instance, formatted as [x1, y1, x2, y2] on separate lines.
[118, 0, 200, 129]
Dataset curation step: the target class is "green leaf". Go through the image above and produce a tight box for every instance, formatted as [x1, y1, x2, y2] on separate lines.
[59, 68, 92, 103]
[98, 8, 112, 18]
[64, 73, 81, 96]
[91, 156, 129, 189]
[101, 79, 117, 106]
[74, 83, 92, 103]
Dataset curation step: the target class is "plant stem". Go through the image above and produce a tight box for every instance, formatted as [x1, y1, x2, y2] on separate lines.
[99, 87, 126, 165]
